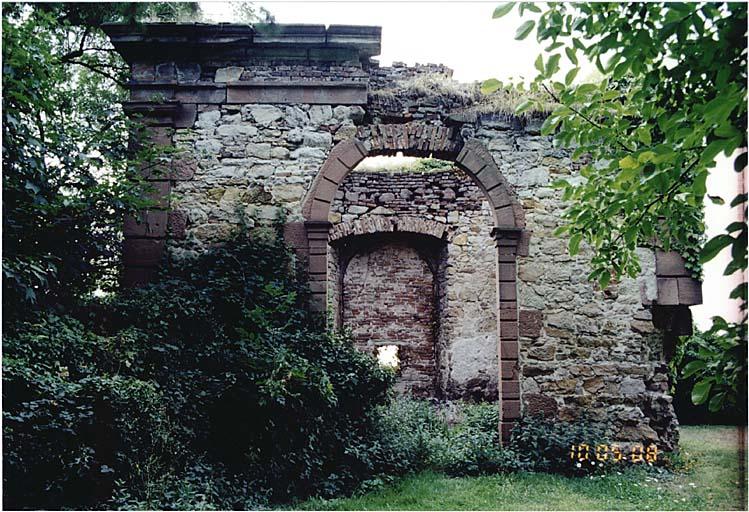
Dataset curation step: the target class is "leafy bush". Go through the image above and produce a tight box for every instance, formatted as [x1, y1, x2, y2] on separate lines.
[508, 414, 608, 475]
[670, 320, 747, 424]
[3, 229, 395, 509]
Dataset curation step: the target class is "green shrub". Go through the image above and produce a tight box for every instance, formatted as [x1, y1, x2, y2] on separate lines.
[509, 414, 608, 475]
[3, 315, 176, 509]
[3, 229, 395, 509]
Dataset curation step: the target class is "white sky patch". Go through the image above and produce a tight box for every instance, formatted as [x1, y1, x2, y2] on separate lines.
[200, 1, 547, 82]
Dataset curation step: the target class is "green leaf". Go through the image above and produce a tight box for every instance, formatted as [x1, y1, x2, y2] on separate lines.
[708, 195, 725, 205]
[480, 78, 503, 95]
[691, 379, 713, 405]
[734, 152, 747, 173]
[682, 360, 706, 378]
[693, 170, 708, 197]
[700, 234, 734, 263]
[565, 46, 578, 65]
[619, 155, 639, 169]
[730, 193, 747, 207]
[492, 2, 515, 18]
[534, 54, 545, 75]
[637, 151, 656, 164]
[515, 20, 536, 40]
[708, 392, 726, 413]
[564, 67, 579, 86]
[568, 233, 583, 256]
[545, 53, 561, 76]
[636, 127, 652, 145]
[598, 271, 611, 289]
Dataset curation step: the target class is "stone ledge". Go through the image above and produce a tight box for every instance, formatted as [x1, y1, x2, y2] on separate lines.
[227, 81, 368, 105]
[103, 23, 382, 62]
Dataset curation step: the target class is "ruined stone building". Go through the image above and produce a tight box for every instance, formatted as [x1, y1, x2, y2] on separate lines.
[104, 23, 702, 449]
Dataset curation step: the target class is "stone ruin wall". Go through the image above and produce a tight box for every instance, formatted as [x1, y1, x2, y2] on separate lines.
[105, 23, 705, 449]
[157, 75, 677, 448]
[329, 169, 498, 400]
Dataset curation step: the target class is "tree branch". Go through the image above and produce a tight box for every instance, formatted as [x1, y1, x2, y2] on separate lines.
[541, 82, 635, 153]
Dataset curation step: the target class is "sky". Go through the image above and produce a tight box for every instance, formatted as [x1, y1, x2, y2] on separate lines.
[198, 1, 743, 328]
[200, 0, 543, 83]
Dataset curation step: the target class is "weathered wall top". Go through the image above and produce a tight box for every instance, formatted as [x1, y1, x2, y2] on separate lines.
[103, 23, 382, 63]
[102, 23, 383, 111]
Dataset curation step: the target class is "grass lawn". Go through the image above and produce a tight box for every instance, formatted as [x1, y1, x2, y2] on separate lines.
[299, 425, 746, 510]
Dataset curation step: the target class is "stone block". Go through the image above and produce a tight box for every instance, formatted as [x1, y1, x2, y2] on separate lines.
[171, 153, 198, 180]
[131, 63, 155, 82]
[174, 103, 197, 128]
[168, 210, 188, 239]
[144, 127, 173, 147]
[215, 66, 244, 82]
[176, 62, 201, 83]
[227, 82, 367, 105]
[500, 341, 519, 359]
[502, 361, 520, 380]
[500, 322, 518, 341]
[498, 262, 516, 281]
[519, 309, 543, 338]
[500, 421, 514, 443]
[123, 210, 168, 238]
[141, 181, 170, 208]
[677, 277, 703, 305]
[155, 62, 175, 80]
[308, 254, 327, 274]
[122, 239, 166, 267]
[283, 222, 309, 252]
[499, 282, 517, 301]
[502, 380, 520, 399]
[248, 105, 283, 125]
[494, 204, 517, 227]
[174, 86, 227, 104]
[655, 250, 689, 277]
[524, 393, 558, 418]
[656, 277, 679, 305]
[502, 399, 521, 420]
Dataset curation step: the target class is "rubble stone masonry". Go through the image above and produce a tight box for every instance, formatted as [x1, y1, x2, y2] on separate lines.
[103, 22, 704, 449]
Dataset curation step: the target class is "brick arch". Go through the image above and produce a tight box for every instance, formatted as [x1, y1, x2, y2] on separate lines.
[300, 124, 525, 443]
[329, 216, 449, 243]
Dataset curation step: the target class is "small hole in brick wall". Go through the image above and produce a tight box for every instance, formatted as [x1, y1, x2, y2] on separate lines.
[376, 345, 400, 369]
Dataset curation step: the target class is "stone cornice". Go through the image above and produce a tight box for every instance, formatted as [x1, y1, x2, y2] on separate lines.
[102, 23, 382, 63]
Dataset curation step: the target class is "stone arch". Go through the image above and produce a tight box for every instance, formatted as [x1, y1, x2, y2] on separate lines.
[329, 216, 449, 243]
[300, 122, 525, 442]
[302, 123, 525, 230]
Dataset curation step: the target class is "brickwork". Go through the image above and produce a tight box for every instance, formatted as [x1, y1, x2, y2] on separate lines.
[330, 169, 498, 400]
[342, 239, 438, 396]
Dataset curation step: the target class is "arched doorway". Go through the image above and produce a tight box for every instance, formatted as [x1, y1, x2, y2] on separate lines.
[300, 122, 527, 441]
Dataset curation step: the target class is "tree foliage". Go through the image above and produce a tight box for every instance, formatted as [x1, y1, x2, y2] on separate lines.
[488, 2, 747, 407]
[3, 230, 397, 509]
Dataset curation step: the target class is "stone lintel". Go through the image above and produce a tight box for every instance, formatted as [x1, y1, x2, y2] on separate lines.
[124, 101, 197, 129]
[226, 81, 368, 105]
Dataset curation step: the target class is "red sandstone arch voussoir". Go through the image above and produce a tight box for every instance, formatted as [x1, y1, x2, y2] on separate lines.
[302, 138, 368, 222]
[302, 127, 523, 231]
[456, 139, 525, 230]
